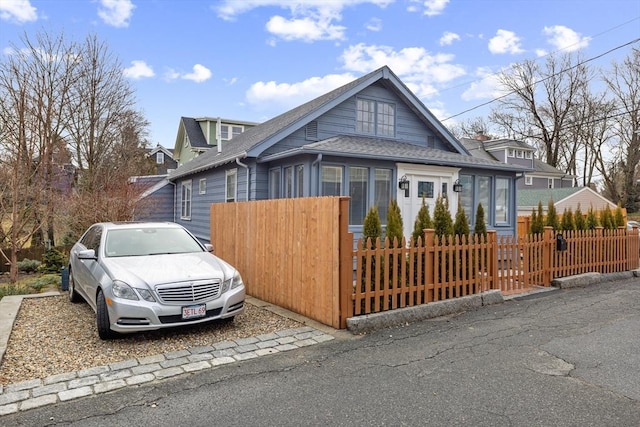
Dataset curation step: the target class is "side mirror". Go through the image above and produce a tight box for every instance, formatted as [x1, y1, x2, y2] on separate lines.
[204, 243, 215, 253]
[77, 249, 97, 260]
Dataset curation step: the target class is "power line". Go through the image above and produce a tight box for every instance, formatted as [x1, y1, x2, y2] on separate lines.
[441, 37, 640, 122]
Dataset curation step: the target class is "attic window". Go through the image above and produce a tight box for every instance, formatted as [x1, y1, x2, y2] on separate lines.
[305, 121, 318, 140]
[220, 125, 243, 141]
[356, 98, 395, 137]
[426, 136, 435, 148]
[525, 176, 533, 186]
[156, 152, 164, 164]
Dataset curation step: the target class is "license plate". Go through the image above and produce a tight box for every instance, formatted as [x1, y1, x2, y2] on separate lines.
[182, 304, 206, 320]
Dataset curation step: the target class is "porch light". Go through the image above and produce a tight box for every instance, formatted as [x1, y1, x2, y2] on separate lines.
[453, 179, 463, 193]
[398, 175, 409, 191]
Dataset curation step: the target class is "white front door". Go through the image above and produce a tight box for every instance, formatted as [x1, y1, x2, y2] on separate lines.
[396, 164, 460, 240]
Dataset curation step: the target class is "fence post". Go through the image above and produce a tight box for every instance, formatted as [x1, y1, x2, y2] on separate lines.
[542, 226, 554, 286]
[487, 231, 498, 290]
[338, 197, 352, 329]
[423, 229, 435, 302]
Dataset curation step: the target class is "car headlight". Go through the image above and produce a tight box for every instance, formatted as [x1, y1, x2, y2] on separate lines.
[135, 288, 156, 302]
[231, 271, 243, 289]
[112, 281, 138, 301]
[222, 271, 243, 293]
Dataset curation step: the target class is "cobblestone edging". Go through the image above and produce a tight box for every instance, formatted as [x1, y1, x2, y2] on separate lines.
[0, 326, 334, 415]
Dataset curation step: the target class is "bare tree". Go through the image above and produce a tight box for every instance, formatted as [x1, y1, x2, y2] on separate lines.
[599, 48, 640, 212]
[448, 116, 497, 140]
[490, 52, 592, 171]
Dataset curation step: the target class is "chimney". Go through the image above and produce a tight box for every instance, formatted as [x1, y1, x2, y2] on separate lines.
[474, 133, 490, 141]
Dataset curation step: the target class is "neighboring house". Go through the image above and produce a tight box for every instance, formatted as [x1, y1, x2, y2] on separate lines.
[172, 117, 259, 166]
[142, 66, 530, 244]
[147, 144, 177, 175]
[461, 136, 574, 190]
[130, 175, 175, 222]
[516, 186, 618, 217]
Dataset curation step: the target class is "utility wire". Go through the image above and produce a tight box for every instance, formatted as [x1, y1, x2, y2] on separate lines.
[441, 37, 640, 122]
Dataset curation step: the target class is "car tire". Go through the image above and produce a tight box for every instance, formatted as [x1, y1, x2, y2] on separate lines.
[68, 270, 81, 303]
[96, 289, 118, 340]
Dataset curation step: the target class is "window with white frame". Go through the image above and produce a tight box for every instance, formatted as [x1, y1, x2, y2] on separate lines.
[199, 178, 206, 194]
[495, 178, 510, 224]
[548, 178, 554, 189]
[284, 166, 293, 198]
[525, 176, 533, 186]
[321, 165, 342, 196]
[181, 180, 192, 219]
[349, 167, 368, 225]
[525, 151, 533, 159]
[296, 165, 304, 197]
[507, 149, 515, 157]
[374, 169, 391, 224]
[356, 98, 395, 136]
[156, 152, 164, 164]
[269, 168, 281, 198]
[516, 150, 524, 158]
[226, 169, 237, 202]
[220, 125, 244, 141]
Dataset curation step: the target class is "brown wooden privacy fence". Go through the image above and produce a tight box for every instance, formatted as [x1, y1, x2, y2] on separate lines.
[210, 197, 639, 329]
[210, 197, 352, 329]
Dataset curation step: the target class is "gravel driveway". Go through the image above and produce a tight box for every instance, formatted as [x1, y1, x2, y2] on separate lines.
[0, 294, 302, 385]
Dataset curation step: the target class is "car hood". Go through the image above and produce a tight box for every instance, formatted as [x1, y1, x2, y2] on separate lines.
[102, 252, 235, 287]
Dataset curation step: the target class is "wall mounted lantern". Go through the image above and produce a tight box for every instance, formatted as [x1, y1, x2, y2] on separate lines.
[398, 175, 409, 191]
[453, 179, 463, 193]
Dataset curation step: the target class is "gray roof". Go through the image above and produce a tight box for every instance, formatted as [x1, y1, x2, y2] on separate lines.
[517, 187, 583, 207]
[533, 159, 570, 176]
[182, 117, 209, 149]
[261, 135, 530, 172]
[483, 138, 534, 151]
[168, 66, 469, 181]
[459, 138, 498, 162]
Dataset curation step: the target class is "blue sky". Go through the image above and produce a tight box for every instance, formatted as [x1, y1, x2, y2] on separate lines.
[1, 0, 639, 149]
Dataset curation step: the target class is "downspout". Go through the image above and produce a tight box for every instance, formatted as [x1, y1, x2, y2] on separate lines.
[171, 180, 177, 222]
[236, 158, 249, 201]
[217, 117, 222, 153]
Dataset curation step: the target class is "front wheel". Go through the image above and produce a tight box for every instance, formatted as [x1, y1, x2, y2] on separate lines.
[68, 270, 81, 303]
[96, 289, 118, 340]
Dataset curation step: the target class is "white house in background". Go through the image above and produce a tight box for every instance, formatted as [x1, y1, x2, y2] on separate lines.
[516, 186, 618, 217]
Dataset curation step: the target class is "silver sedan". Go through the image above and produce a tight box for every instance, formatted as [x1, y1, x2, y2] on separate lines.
[68, 222, 245, 339]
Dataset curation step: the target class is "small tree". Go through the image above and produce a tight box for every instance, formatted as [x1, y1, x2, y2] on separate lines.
[385, 199, 403, 248]
[560, 208, 575, 231]
[453, 201, 470, 239]
[433, 196, 454, 240]
[586, 206, 599, 230]
[411, 198, 432, 245]
[600, 205, 615, 229]
[363, 206, 382, 248]
[473, 203, 487, 238]
[574, 204, 586, 231]
[614, 204, 625, 228]
[545, 200, 559, 231]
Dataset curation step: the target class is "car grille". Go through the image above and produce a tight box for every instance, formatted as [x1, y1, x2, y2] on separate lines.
[155, 280, 221, 304]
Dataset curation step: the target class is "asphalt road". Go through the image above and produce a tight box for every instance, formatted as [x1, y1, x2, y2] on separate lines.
[4, 277, 640, 426]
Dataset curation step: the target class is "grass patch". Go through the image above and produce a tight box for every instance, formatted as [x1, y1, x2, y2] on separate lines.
[0, 273, 61, 300]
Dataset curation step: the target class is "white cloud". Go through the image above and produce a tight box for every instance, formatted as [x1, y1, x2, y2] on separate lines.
[98, 0, 135, 28]
[246, 73, 356, 110]
[214, 0, 392, 42]
[439, 31, 460, 46]
[365, 17, 382, 32]
[543, 25, 590, 52]
[182, 64, 212, 83]
[163, 64, 211, 83]
[340, 43, 465, 98]
[461, 66, 512, 101]
[408, 0, 450, 16]
[0, 0, 37, 23]
[535, 48, 547, 57]
[266, 15, 346, 42]
[488, 29, 524, 54]
[123, 60, 154, 79]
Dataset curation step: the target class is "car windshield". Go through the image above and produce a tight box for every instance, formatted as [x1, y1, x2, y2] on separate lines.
[105, 227, 204, 257]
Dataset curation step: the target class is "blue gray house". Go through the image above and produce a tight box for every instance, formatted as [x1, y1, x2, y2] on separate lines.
[139, 66, 529, 243]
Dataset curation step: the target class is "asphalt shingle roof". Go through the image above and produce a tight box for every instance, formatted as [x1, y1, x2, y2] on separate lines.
[517, 187, 583, 207]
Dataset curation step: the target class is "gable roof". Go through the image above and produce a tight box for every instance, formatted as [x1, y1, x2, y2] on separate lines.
[516, 187, 616, 209]
[147, 144, 174, 158]
[168, 66, 472, 181]
[260, 135, 528, 172]
[182, 117, 209, 149]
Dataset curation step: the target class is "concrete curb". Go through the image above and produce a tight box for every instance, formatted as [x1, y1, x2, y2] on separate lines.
[552, 270, 639, 289]
[346, 290, 504, 334]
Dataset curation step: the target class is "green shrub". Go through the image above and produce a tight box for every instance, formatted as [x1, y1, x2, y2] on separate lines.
[411, 198, 433, 245]
[433, 195, 453, 241]
[362, 206, 382, 248]
[574, 204, 586, 231]
[545, 200, 559, 231]
[474, 203, 487, 238]
[600, 205, 615, 229]
[385, 199, 403, 248]
[453, 200, 470, 239]
[39, 248, 67, 274]
[28, 274, 60, 291]
[561, 208, 575, 231]
[614, 204, 625, 228]
[530, 202, 545, 234]
[586, 206, 599, 229]
[17, 259, 41, 273]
